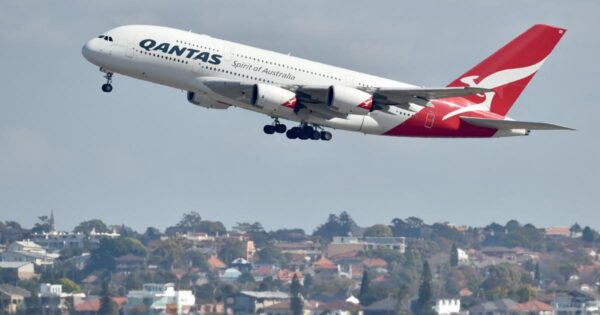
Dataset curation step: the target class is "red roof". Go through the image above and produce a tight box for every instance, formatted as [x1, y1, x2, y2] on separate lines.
[208, 256, 226, 270]
[363, 258, 388, 268]
[75, 297, 127, 312]
[314, 257, 337, 270]
[278, 269, 304, 283]
[509, 300, 553, 312]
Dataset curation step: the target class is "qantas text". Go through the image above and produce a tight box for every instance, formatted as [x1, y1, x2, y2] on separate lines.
[139, 39, 222, 65]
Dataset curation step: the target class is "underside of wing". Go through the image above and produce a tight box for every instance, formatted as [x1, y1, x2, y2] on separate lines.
[460, 116, 574, 130]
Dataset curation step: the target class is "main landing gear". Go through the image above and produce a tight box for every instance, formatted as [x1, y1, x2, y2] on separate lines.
[101, 71, 113, 93]
[263, 118, 287, 135]
[285, 123, 332, 141]
[263, 119, 332, 141]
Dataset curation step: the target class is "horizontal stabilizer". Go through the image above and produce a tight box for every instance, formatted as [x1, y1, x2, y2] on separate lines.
[460, 116, 574, 130]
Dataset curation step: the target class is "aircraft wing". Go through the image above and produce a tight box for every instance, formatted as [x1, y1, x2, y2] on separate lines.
[374, 87, 492, 103]
[460, 116, 575, 130]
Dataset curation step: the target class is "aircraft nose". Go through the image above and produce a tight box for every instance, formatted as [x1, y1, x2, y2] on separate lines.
[82, 38, 102, 64]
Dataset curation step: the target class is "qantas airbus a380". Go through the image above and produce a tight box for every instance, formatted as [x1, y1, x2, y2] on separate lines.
[82, 24, 572, 141]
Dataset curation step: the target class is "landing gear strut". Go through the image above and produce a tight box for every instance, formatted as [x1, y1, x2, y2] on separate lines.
[263, 118, 287, 135]
[101, 72, 113, 93]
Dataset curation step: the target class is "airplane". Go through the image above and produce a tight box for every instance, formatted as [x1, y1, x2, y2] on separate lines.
[82, 24, 572, 141]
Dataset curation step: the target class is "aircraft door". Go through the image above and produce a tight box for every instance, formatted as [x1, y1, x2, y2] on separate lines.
[125, 41, 135, 58]
[424, 111, 435, 128]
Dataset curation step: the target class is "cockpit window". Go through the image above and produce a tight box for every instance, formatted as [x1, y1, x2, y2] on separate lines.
[97, 35, 113, 42]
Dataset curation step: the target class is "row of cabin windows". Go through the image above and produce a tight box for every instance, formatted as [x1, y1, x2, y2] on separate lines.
[137, 49, 190, 64]
[175, 39, 220, 53]
[234, 53, 342, 82]
[200, 64, 275, 84]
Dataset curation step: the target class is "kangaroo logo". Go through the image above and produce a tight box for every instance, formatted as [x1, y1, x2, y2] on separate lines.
[442, 58, 546, 120]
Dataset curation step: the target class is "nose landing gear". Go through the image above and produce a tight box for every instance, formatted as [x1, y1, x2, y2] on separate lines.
[101, 72, 113, 93]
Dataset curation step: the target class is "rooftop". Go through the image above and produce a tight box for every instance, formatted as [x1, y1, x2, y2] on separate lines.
[239, 291, 289, 299]
[0, 284, 31, 298]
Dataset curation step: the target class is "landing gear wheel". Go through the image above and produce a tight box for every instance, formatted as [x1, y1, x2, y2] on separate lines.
[286, 129, 298, 139]
[311, 130, 321, 140]
[275, 124, 287, 133]
[298, 128, 309, 140]
[320, 131, 332, 141]
[263, 125, 275, 134]
[101, 83, 113, 93]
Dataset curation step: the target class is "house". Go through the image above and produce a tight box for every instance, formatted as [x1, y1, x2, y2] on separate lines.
[252, 264, 279, 281]
[363, 258, 388, 269]
[469, 299, 517, 315]
[2, 240, 58, 266]
[552, 291, 600, 315]
[263, 299, 363, 315]
[222, 268, 242, 282]
[114, 253, 145, 272]
[198, 302, 230, 314]
[31, 229, 119, 251]
[509, 300, 553, 315]
[39, 283, 86, 314]
[313, 257, 337, 274]
[364, 237, 406, 253]
[125, 283, 195, 314]
[208, 256, 227, 271]
[0, 261, 35, 281]
[0, 284, 30, 314]
[226, 291, 289, 314]
[74, 296, 127, 315]
[277, 269, 304, 284]
[364, 296, 398, 315]
[231, 257, 252, 272]
[327, 237, 366, 257]
[435, 299, 461, 315]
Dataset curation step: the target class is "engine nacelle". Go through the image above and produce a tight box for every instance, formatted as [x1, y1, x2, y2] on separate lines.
[327, 85, 373, 115]
[251, 84, 297, 115]
[187, 91, 230, 109]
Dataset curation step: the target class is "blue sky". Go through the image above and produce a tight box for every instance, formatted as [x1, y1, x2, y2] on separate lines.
[0, 1, 598, 232]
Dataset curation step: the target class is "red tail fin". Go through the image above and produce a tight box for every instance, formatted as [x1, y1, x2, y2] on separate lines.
[447, 24, 566, 116]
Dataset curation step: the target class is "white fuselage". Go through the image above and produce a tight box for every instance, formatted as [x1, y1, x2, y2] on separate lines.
[82, 25, 419, 134]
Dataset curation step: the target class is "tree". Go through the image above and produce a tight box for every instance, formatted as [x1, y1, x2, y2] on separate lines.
[99, 280, 118, 315]
[534, 263, 541, 284]
[582, 226, 597, 243]
[59, 278, 81, 293]
[218, 239, 245, 264]
[256, 245, 289, 265]
[364, 224, 393, 237]
[31, 215, 52, 234]
[88, 237, 147, 271]
[313, 212, 358, 241]
[177, 211, 203, 229]
[290, 274, 303, 315]
[359, 270, 370, 305]
[450, 243, 459, 267]
[74, 219, 109, 235]
[570, 223, 582, 236]
[416, 261, 434, 315]
[142, 227, 162, 244]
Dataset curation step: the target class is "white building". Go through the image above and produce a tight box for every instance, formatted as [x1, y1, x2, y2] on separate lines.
[32, 229, 119, 251]
[457, 248, 469, 263]
[126, 283, 195, 314]
[553, 292, 600, 315]
[39, 284, 85, 313]
[1, 241, 58, 266]
[435, 299, 461, 315]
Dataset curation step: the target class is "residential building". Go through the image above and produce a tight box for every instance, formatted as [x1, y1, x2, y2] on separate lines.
[553, 292, 600, 315]
[509, 300, 553, 315]
[469, 299, 517, 315]
[226, 291, 289, 314]
[0, 284, 30, 314]
[74, 296, 127, 315]
[0, 261, 35, 281]
[327, 236, 406, 257]
[114, 253, 145, 272]
[435, 299, 461, 315]
[31, 229, 119, 251]
[364, 296, 398, 315]
[39, 283, 86, 314]
[125, 283, 195, 314]
[1, 241, 58, 266]
[263, 299, 363, 315]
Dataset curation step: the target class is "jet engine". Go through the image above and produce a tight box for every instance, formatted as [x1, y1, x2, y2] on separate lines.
[251, 84, 297, 114]
[327, 85, 373, 115]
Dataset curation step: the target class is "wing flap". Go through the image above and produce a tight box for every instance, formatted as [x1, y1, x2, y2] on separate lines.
[460, 116, 574, 130]
[375, 87, 491, 103]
